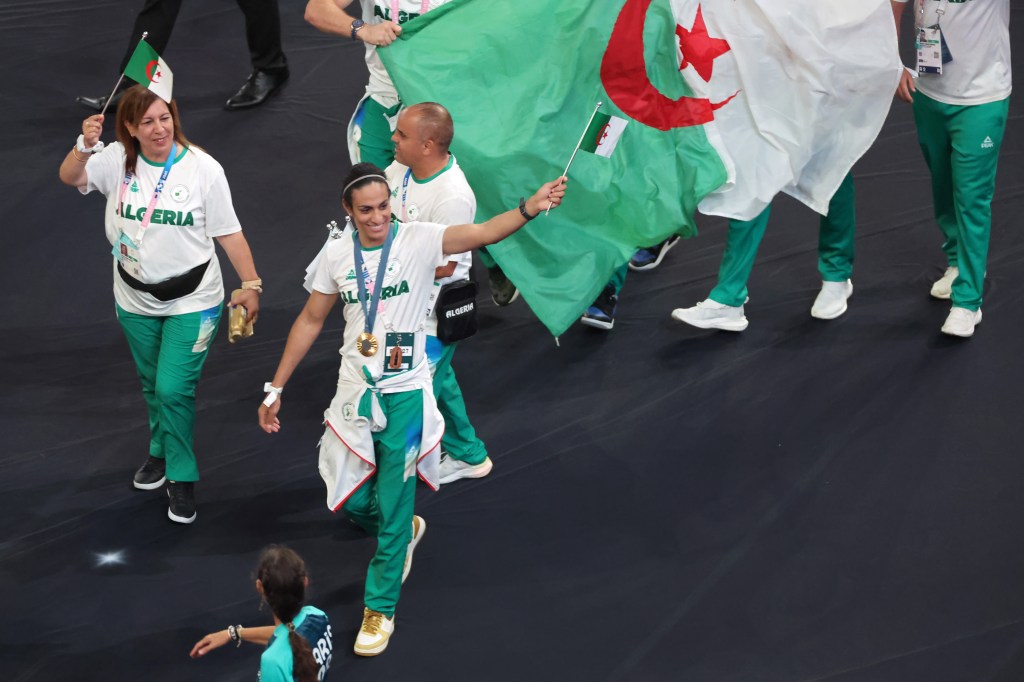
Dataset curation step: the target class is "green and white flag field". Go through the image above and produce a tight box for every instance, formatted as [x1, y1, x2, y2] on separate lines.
[124, 39, 173, 103]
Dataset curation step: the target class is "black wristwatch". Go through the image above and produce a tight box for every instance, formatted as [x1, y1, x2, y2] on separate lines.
[351, 19, 365, 41]
[519, 197, 536, 221]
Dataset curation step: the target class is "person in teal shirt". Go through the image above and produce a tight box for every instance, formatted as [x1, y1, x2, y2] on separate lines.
[191, 546, 332, 681]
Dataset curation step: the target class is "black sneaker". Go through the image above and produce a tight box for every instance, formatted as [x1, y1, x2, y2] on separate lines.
[580, 285, 618, 330]
[166, 481, 197, 524]
[133, 456, 166, 490]
[488, 265, 519, 306]
[629, 235, 681, 272]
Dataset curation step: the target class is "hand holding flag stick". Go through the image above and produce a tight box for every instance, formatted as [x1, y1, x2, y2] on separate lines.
[98, 32, 147, 118]
[546, 101, 603, 215]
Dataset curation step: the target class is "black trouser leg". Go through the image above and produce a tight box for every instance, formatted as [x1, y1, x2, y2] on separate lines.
[118, 0, 184, 73]
[235, 0, 288, 74]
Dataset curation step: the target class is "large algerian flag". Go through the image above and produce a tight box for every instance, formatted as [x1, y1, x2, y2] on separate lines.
[381, 0, 729, 335]
[683, 1, 902, 220]
[379, 0, 900, 335]
[124, 39, 174, 103]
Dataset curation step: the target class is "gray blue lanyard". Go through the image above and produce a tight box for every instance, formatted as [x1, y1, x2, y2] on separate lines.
[400, 169, 412, 221]
[352, 222, 396, 336]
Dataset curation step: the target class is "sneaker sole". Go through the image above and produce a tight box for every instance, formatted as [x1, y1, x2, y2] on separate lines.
[670, 309, 748, 332]
[354, 639, 390, 656]
[402, 516, 427, 584]
[580, 316, 614, 331]
[811, 302, 848, 320]
[628, 237, 680, 272]
[167, 507, 197, 524]
[438, 457, 493, 485]
[133, 475, 166, 491]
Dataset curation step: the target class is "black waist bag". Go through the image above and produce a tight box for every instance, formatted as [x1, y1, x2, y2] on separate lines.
[435, 279, 478, 343]
[117, 260, 210, 302]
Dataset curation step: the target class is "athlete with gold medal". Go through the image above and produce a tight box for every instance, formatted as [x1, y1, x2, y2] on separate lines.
[258, 162, 565, 656]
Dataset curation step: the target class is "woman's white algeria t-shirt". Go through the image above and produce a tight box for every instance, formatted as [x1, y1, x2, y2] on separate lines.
[82, 142, 241, 316]
[310, 222, 447, 379]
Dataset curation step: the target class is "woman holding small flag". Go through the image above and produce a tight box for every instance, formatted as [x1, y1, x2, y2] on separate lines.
[59, 85, 263, 525]
[257, 161, 565, 656]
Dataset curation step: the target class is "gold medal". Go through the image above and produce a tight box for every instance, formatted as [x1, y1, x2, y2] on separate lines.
[356, 332, 378, 357]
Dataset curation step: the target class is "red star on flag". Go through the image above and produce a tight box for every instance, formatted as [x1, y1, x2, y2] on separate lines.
[675, 5, 730, 82]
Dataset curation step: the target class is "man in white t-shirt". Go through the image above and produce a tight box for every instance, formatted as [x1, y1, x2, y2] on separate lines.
[386, 102, 492, 485]
[891, 0, 1012, 337]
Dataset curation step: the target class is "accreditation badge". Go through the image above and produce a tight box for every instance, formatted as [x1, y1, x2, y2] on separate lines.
[383, 332, 414, 374]
[916, 27, 943, 75]
[112, 231, 142, 278]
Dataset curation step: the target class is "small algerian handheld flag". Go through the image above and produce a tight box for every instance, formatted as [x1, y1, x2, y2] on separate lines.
[124, 39, 174, 103]
[580, 112, 627, 158]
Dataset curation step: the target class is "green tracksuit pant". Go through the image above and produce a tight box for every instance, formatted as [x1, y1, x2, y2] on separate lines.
[426, 336, 488, 465]
[913, 92, 1009, 311]
[342, 389, 423, 617]
[358, 97, 401, 170]
[115, 303, 222, 482]
[708, 173, 856, 307]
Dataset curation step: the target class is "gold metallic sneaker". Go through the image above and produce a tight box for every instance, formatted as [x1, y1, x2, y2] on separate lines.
[402, 515, 426, 584]
[354, 608, 394, 656]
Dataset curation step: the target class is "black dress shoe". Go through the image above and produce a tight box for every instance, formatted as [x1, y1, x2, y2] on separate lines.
[76, 88, 126, 112]
[225, 70, 289, 110]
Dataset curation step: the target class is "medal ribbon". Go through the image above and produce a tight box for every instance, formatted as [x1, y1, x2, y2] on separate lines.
[391, 0, 430, 23]
[117, 142, 177, 246]
[352, 222, 397, 339]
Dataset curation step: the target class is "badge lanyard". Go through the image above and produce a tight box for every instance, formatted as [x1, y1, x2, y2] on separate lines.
[117, 142, 177, 246]
[400, 168, 412, 222]
[916, 0, 950, 75]
[391, 0, 430, 22]
[918, 0, 947, 29]
[352, 223, 396, 339]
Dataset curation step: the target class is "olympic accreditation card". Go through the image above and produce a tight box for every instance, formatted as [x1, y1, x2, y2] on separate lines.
[113, 231, 142, 278]
[916, 26, 950, 75]
[383, 332, 414, 375]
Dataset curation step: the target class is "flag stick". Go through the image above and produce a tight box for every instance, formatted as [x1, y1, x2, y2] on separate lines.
[546, 101, 603, 215]
[98, 31, 149, 118]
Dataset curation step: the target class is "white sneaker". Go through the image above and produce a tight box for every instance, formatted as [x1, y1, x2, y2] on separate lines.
[810, 279, 853, 320]
[931, 266, 958, 300]
[438, 455, 493, 485]
[354, 608, 395, 656]
[941, 307, 982, 337]
[402, 515, 426, 584]
[671, 299, 748, 331]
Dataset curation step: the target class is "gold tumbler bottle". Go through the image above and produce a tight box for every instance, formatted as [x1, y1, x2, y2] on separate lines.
[227, 289, 254, 343]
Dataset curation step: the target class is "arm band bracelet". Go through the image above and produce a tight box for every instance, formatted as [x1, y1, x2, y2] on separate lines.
[71, 147, 88, 163]
[227, 624, 242, 646]
[263, 383, 283, 407]
[519, 197, 536, 221]
[241, 278, 263, 294]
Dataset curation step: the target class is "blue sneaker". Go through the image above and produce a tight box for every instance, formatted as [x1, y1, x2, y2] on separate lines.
[629, 235, 680, 272]
[580, 285, 618, 330]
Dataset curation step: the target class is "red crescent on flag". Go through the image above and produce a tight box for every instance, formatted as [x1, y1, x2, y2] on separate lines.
[600, 0, 730, 131]
[146, 60, 161, 83]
